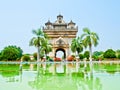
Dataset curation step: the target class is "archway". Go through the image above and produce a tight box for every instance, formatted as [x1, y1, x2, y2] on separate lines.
[55, 48, 66, 59]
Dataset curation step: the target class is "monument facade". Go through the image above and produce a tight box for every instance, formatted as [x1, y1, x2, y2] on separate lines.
[43, 14, 78, 59]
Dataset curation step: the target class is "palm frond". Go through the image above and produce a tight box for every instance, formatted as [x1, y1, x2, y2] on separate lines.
[29, 37, 36, 46]
[32, 30, 37, 35]
[81, 33, 87, 39]
[83, 28, 90, 34]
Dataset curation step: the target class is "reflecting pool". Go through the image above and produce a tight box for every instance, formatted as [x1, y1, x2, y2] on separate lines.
[0, 61, 120, 90]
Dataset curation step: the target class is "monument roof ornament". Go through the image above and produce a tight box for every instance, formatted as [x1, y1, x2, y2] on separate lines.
[68, 20, 75, 25]
[53, 14, 67, 25]
[57, 14, 63, 18]
[45, 20, 52, 25]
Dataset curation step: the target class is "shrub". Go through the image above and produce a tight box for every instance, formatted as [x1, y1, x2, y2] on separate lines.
[103, 49, 116, 59]
[22, 55, 30, 61]
[46, 56, 53, 61]
[98, 55, 104, 60]
[117, 54, 120, 59]
[67, 55, 75, 61]
[79, 54, 84, 60]
[54, 57, 61, 61]
[0, 55, 3, 61]
[0, 52, 2, 61]
[92, 51, 104, 60]
[92, 55, 99, 60]
[33, 53, 37, 60]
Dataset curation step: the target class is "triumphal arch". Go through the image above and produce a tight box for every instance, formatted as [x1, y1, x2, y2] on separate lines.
[43, 14, 78, 59]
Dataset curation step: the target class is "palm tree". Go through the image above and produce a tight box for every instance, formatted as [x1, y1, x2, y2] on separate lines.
[81, 28, 99, 61]
[29, 28, 45, 62]
[77, 36, 84, 54]
[41, 39, 52, 60]
[71, 36, 83, 57]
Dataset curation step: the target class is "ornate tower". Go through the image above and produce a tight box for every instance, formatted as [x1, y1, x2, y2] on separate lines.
[43, 14, 78, 59]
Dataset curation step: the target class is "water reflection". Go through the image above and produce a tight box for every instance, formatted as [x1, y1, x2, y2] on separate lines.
[0, 62, 120, 90]
[28, 62, 102, 90]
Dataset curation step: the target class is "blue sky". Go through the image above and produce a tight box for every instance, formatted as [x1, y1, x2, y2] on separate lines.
[0, 0, 120, 54]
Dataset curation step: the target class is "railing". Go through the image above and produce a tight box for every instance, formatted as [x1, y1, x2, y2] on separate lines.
[0, 60, 120, 64]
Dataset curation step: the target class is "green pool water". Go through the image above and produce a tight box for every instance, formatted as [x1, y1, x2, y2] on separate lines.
[0, 62, 120, 90]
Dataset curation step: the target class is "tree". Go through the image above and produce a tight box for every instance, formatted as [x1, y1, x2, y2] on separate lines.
[81, 28, 99, 61]
[41, 39, 52, 59]
[103, 49, 116, 59]
[0, 45, 23, 61]
[116, 49, 120, 53]
[116, 49, 120, 58]
[29, 28, 45, 62]
[14, 46, 23, 59]
[117, 54, 120, 59]
[92, 51, 104, 60]
[71, 36, 83, 57]
[0, 52, 3, 61]
[84, 51, 90, 60]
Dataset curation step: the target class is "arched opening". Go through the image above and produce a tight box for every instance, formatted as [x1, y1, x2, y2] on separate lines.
[55, 48, 66, 59]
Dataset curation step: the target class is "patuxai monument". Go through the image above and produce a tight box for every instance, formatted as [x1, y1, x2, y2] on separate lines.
[43, 14, 78, 59]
